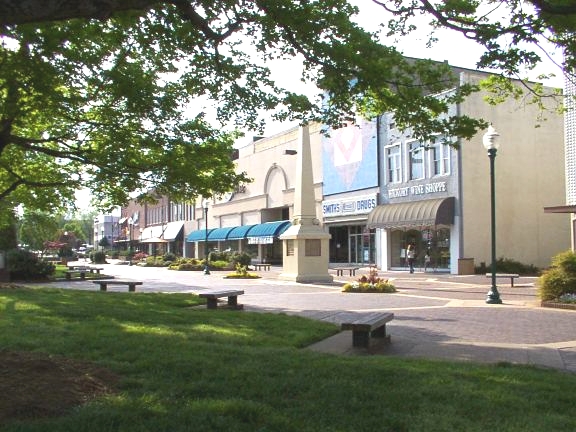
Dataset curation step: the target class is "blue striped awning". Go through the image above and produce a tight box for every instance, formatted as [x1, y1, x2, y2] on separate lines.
[186, 229, 214, 242]
[246, 220, 291, 239]
[227, 224, 257, 240]
[207, 227, 235, 241]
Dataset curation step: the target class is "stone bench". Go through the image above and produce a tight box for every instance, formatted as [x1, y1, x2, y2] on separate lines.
[341, 312, 394, 348]
[65, 270, 86, 280]
[198, 289, 244, 310]
[68, 265, 104, 274]
[331, 267, 360, 277]
[253, 263, 271, 271]
[485, 273, 520, 287]
[92, 280, 143, 292]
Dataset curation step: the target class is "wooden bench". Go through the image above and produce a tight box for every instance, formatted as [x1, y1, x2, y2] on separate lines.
[341, 312, 394, 348]
[485, 273, 520, 287]
[198, 289, 244, 310]
[65, 270, 86, 280]
[331, 267, 360, 277]
[92, 280, 143, 292]
[253, 263, 271, 271]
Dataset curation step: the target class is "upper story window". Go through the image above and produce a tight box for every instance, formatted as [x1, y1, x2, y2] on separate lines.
[431, 138, 451, 176]
[409, 141, 425, 180]
[386, 144, 402, 183]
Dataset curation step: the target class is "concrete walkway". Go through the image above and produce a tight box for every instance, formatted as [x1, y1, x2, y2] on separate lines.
[38, 261, 576, 373]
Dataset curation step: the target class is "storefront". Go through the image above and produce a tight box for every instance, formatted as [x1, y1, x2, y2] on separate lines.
[323, 193, 378, 264]
[367, 197, 455, 271]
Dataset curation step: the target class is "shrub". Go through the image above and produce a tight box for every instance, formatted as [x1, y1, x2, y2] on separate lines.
[7, 249, 55, 280]
[90, 251, 107, 264]
[224, 263, 260, 279]
[133, 252, 148, 262]
[476, 257, 539, 275]
[231, 252, 252, 267]
[539, 250, 576, 301]
[342, 268, 396, 293]
[163, 252, 177, 262]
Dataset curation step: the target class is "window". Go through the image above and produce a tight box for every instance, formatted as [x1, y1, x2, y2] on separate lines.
[409, 141, 424, 180]
[286, 240, 294, 256]
[386, 144, 401, 183]
[431, 138, 451, 176]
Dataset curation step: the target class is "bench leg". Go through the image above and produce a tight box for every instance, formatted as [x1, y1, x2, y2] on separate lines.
[371, 325, 391, 343]
[510, 278, 514, 287]
[80, 272, 86, 280]
[206, 298, 218, 309]
[99, 284, 107, 292]
[351, 330, 370, 348]
[349, 270, 356, 276]
[128, 284, 136, 292]
[227, 295, 238, 307]
[337, 270, 343, 276]
[65, 273, 71, 280]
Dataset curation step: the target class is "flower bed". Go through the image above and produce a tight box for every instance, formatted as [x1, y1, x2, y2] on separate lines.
[342, 268, 396, 293]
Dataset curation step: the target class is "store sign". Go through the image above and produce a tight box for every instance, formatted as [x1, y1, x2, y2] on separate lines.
[322, 194, 377, 217]
[248, 236, 274, 244]
[388, 181, 447, 199]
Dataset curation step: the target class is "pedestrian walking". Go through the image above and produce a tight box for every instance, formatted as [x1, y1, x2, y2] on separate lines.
[406, 242, 416, 273]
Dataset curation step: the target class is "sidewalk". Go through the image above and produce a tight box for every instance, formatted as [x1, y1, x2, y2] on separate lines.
[47, 262, 576, 373]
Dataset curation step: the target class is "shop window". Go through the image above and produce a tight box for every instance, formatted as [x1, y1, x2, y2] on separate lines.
[409, 141, 424, 180]
[286, 240, 294, 256]
[305, 239, 321, 256]
[432, 138, 451, 176]
[386, 144, 401, 183]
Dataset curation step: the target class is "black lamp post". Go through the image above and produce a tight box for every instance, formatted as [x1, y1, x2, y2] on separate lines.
[483, 125, 503, 304]
[203, 199, 210, 275]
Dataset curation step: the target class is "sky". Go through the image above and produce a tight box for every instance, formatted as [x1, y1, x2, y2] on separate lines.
[76, 1, 565, 211]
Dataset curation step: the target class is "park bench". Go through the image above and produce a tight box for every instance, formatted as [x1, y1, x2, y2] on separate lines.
[68, 265, 104, 274]
[485, 273, 520, 287]
[92, 280, 143, 292]
[253, 263, 271, 271]
[331, 267, 360, 277]
[198, 289, 244, 310]
[64, 269, 86, 280]
[341, 312, 395, 348]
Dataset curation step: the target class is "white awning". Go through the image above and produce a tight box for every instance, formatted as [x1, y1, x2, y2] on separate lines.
[163, 221, 184, 241]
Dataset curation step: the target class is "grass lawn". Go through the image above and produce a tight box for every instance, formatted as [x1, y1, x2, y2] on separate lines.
[1, 286, 575, 431]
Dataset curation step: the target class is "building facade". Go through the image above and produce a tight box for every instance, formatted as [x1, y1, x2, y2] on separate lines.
[119, 70, 569, 273]
[368, 72, 569, 272]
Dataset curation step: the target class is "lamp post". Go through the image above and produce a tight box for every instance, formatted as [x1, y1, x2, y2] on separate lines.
[203, 199, 210, 275]
[483, 124, 503, 304]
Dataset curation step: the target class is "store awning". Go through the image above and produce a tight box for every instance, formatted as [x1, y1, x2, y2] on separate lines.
[227, 224, 257, 240]
[207, 226, 235, 241]
[246, 221, 291, 239]
[366, 197, 455, 229]
[187, 229, 214, 242]
[163, 221, 184, 241]
[140, 225, 164, 240]
[141, 237, 169, 244]
[544, 205, 576, 213]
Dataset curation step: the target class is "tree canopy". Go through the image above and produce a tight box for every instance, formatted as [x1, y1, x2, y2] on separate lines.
[0, 0, 574, 225]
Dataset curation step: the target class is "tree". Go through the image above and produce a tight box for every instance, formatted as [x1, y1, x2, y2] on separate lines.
[0, 1, 573, 226]
[18, 210, 59, 252]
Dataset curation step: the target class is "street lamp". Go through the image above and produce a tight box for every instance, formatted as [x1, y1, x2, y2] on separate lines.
[483, 124, 503, 304]
[203, 199, 210, 275]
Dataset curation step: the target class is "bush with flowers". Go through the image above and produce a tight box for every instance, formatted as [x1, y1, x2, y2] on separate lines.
[224, 263, 261, 279]
[342, 268, 396, 293]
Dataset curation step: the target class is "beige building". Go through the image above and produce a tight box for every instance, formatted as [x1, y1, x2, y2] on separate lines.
[368, 72, 569, 272]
